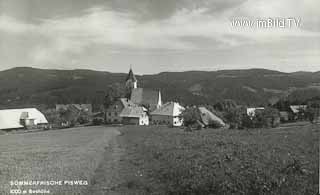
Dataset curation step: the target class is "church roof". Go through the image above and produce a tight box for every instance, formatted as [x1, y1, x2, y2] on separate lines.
[126, 68, 137, 82]
[150, 102, 185, 116]
[130, 88, 160, 109]
[119, 98, 136, 108]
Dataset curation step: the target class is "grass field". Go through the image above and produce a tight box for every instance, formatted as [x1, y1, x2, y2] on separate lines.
[0, 124, 318, 194]
[0, 126, 120, 195]
[117, 124, 319, 195]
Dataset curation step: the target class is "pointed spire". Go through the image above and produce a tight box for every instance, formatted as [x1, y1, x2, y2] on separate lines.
[126, 66, 137, 82]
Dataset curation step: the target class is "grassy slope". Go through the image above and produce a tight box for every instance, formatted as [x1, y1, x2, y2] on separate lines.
[117, 125, 319, 195]
[0, 126, 119, 195]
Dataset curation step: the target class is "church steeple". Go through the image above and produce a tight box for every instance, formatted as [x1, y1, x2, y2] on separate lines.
[126, 68, 137, 86]
[125, 67, 137, 98]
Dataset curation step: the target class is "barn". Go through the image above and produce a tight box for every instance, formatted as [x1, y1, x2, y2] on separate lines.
[0, 108, 48, 130]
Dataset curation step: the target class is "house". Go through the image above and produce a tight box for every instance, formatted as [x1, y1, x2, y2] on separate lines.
[0, 108, 48, 130]
[125, 68, 162, 112]
[289, 105, 307, 120]
[56, 104, 92, 114]
[198, 107, 226, 127]
[55, 104, 93, 126]
[105, 98, 136, 123]
[247, 107, 265, 118]
[119, 106, 149, 125]
[150, 102, 185, 126]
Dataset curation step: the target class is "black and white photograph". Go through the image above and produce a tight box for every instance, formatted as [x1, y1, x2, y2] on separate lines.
[0, 0, 319, 194]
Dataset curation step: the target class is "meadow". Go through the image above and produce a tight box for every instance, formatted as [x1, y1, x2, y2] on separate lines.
[117, 124, 319, 194]
[0, 126, 119, 195]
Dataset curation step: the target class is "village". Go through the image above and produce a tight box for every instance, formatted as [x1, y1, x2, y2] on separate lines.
[0, 68, 319, 132]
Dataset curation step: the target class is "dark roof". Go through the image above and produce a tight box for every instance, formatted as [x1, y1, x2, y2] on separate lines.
[119, 98, 136, 108]
[119, 106, 145, 118]
[130, 88, 160, 109]
[126, 68, 137, 82]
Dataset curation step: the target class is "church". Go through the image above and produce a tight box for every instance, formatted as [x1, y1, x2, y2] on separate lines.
[105, 68, 162, 125]
[105, 68, 185, 126]
[125, 68, 162, 111]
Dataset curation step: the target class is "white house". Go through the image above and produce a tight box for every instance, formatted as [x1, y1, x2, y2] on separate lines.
[119, 106, 149, 125]
[0, 108, 48, 130]
[150, 102, 185, 126]
[247, 107, 265, 117]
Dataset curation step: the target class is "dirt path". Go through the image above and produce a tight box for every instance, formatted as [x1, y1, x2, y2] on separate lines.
[85, 128, 126, 195]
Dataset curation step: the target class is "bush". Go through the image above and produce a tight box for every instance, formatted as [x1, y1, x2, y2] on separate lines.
[180, 107, 201, 127]
[77, 112, 91, 124]
[306, 100, 320, 123]
[92, 118, 104, 125]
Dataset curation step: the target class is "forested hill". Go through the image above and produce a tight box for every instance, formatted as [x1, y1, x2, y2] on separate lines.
[0, 67, 319, 109]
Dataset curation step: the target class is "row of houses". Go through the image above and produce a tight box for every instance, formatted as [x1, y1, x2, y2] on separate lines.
[246, 105, 310, 122]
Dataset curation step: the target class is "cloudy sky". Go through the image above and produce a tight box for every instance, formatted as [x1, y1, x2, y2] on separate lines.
[0, 0, 319, 74]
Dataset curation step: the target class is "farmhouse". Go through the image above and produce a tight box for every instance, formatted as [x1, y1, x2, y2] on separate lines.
[56, 104, 92, 114]
[119, 106, 149, 125]
[0, 108, 48, 130]
[247, 107, 265, 117]
[289, 105, 307, 120]
[150, 102, 185, 126]
[105, 98, 136, 123]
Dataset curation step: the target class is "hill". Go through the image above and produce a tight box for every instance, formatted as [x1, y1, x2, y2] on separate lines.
[0, 67, 319, 109]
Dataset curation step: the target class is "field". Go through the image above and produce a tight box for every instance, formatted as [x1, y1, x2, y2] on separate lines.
[0, 126, 120, 195]
[116, 124, 319, 194]
[0, 124, 318, 194]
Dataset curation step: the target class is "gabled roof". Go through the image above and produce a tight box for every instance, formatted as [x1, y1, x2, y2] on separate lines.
[126, 68, 137, 82]
[119, 106, 146, 118]
[290, 105, 307, 114]
[130, 88, 161, 109]
[198, 107, 226, 127]
[0, 108, 48, 130]
[150, 102, 185, 116]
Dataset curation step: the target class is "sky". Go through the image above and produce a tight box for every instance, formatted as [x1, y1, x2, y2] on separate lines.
[0, 0, 319, 74]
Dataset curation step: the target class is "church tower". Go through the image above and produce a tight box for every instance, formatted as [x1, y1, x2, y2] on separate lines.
[125, 67, 137, 98]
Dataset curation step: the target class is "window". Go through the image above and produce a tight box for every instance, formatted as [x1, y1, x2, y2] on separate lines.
[114, 112, 118, 116]
[108, 112, 111, 116]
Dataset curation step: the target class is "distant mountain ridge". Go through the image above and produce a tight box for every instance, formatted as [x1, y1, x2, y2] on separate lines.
[0, 67, 319, 109]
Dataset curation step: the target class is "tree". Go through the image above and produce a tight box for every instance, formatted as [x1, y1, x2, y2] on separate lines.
[253, 107, 280, 128]
[180, 107, 201, 127]
[224, 107, 246, 129]
[104, 83, 125, 109]
[306, 100, 320, 123]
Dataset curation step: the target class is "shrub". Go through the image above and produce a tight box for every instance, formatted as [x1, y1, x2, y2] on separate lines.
[180, 107, 201, 127]
[92, 118, 104, 125]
